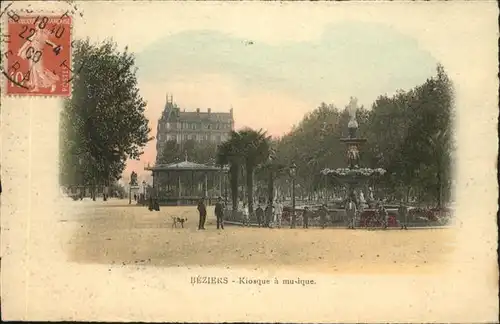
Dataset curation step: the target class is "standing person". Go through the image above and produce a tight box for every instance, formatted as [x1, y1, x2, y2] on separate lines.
[377, 202, 388, 229]
[153, 197, 160, 211]
[241, 203, 250, 226]
[264, 203, 272, 228]
[214, 197, 225, 230]
[302, 207, 310, 229]
[197, 198, 207, 230]
[255, 205, 264, 227]
[148, 195, 154, 211]
[319, 204, 328, 229]
[398, 201, 408, 230]
[346, 199, 357, 229]
[274, 199, 283, 228]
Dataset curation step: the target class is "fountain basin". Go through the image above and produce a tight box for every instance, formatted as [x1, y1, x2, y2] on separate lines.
[321, 167, 386, 178]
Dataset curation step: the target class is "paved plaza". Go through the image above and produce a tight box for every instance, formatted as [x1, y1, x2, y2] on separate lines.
[63, 199, 456, 274]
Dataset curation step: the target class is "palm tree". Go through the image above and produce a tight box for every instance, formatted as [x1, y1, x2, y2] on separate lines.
[238, 128, 271, 215]
[216, 131, 244, 211]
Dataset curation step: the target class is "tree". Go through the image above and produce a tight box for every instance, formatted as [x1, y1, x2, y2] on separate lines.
[364, 64, 454, 205]
[273, 64, 454, 206]
[237, 128, 272, 215]
[159, 139, 218, 164]
[216, 131, 244, 211]
[158, 140, 182, 163]
[216, 129, 271, 214]
[59, 39, 151, 196]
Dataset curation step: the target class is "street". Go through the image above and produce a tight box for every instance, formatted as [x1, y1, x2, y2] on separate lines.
[64, 199, 456, 274]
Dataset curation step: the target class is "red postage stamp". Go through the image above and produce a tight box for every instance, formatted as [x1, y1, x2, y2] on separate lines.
[4, 14, 72, 97]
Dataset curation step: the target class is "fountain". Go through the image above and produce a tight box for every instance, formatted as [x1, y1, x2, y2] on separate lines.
[321, 97, 386, 228]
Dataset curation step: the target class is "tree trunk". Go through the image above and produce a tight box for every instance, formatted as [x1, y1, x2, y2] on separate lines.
[246, 166, 254, 215]
[436, 159, 443, 208]
[230, 164, 239, 211]
[436, 171, 442, 208]
[267, 169, 274, 205]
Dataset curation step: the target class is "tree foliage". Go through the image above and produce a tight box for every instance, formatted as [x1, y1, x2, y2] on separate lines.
[216, 129, 271, 212]
[216, 131, 245, 210]
[59, 39, 151, 188]
[159, 139, 218, 164]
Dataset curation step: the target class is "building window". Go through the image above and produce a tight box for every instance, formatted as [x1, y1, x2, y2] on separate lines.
[166, 122, 170, 129]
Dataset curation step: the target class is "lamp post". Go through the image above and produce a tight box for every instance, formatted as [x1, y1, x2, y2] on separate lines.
[142, 180, 147, 205]
[289, 162, 297, 228]
[129, 171, 137, 205]
[267, 155, 275, 207]
[129, 182, 132, 205]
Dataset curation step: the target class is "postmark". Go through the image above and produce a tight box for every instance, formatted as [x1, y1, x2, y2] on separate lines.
[3, 12, 72, 96]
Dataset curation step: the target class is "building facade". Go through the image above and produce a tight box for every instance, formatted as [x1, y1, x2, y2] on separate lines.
[155, 94, 234, 162]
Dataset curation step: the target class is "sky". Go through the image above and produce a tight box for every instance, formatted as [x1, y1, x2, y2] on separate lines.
[68, 2, 448, 181]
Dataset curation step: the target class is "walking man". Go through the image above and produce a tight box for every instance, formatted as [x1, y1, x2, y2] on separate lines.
[215, 197, 225, 230]
[197, 198, 207, 230]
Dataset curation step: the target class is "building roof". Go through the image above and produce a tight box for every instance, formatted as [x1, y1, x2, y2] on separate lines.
[145, 160, 228, 172]
[168, 111, 231, 122]
[160, 100, 233, 123]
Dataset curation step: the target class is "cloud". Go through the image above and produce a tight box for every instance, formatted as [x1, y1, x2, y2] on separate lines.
[135, 22, 437, 108]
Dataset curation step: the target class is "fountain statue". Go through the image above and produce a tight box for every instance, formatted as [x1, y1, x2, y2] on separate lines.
[347, 145, 360, 168]
[347, 96, 359, 138]
[321, 96, 386, 229]
[359, 190, 366, 204]
[368, 187, 374, 200]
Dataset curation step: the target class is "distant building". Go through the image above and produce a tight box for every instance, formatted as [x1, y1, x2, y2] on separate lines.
[155, 94, 234, 162]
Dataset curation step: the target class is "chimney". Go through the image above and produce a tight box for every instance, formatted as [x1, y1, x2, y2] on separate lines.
[208, 108, 211, 114]
[230, 106, 233, 117]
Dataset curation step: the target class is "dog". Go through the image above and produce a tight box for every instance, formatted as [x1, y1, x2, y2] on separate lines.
[171, 216, 188, 228]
